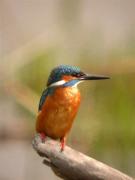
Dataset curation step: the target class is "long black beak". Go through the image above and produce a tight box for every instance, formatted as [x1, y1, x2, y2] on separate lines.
[79, 74, 110, 80]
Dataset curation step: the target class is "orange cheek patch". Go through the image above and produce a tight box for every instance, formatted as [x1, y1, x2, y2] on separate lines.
[62, 75, 77, 82]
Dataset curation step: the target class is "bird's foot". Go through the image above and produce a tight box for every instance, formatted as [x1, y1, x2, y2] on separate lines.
[39, 132, 46, 143]
[60, 137, 66, 152]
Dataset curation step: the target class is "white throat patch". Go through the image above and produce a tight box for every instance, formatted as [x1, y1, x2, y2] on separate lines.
[49, 80, 66, 87]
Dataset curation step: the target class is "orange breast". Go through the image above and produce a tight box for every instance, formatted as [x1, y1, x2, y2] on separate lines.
[36, 86, 81, 139]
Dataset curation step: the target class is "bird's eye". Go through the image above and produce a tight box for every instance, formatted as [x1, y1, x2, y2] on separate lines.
[79, 72, 85, 76]
[73, 71, 85, 77]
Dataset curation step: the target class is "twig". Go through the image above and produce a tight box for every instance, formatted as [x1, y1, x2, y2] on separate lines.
[32, 134, 134, 180]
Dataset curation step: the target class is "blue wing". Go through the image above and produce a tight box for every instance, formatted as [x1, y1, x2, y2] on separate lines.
[38, 87, 54, 111]
[38, 88, 49, 111]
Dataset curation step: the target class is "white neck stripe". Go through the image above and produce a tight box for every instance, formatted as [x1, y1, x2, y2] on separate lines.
[49, 80, 66, 87]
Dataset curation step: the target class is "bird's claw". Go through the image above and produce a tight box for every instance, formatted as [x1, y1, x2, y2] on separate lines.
[40, 133, 46, 143]
[60, 137, 66, 152]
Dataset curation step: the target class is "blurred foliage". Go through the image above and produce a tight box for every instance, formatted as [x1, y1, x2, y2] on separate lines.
[18, 51, 55, 94]
[93, 74, 135, 149]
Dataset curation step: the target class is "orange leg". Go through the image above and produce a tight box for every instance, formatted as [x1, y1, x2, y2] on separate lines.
[60, 136, 66, 152]
[39, 132, 46, 142]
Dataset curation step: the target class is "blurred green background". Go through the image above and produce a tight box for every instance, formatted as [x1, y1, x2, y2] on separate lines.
[0, 0, 135, 179]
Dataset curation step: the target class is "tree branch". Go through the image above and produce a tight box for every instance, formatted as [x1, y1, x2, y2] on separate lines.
[32, 134, 133, 180]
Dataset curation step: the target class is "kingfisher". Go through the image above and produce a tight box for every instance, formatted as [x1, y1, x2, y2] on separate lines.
[36, 65, 110, 151]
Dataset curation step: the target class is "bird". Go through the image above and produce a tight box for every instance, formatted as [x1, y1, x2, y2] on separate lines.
[36, 65, 110, 151]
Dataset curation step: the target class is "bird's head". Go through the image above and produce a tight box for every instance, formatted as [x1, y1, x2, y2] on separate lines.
[47, 65, 110, 88]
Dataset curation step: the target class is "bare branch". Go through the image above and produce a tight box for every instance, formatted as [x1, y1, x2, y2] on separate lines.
[32, 134, 134, 180]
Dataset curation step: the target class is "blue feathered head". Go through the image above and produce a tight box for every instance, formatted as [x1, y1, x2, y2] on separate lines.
[47, 65, 85, 86]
